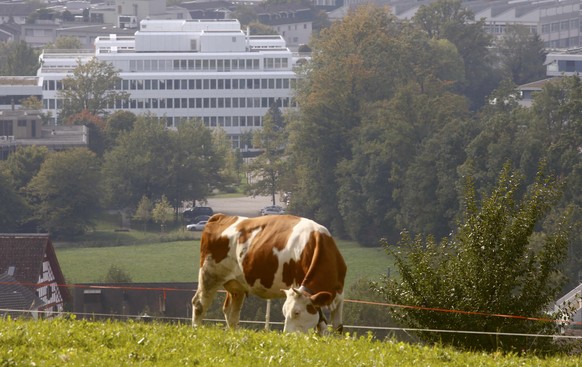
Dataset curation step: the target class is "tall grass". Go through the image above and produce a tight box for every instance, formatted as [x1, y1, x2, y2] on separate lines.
[1, 318, 578, 366]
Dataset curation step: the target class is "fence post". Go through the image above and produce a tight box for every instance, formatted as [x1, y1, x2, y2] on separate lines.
[265, 299, 271, 330]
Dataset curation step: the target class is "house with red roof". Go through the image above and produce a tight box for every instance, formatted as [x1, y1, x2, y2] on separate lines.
[0, 234, 71, 318]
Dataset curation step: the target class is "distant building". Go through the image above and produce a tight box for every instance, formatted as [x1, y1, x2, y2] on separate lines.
[38, 18, 301, 149]
[177, 1, 235, 20]
[0, 234, 72, 318]
[71, 282, 196, 320]
[0, 105, 88, 160]
[0, 76, 42, 110]
[90, 0, 191, 26]
[517, 77, 560, 107]
[256, 4, 315, 50]
[0, 2, 37, 25]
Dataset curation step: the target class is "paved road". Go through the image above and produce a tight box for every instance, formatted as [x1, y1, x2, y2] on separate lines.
[206, 195, 282, 217]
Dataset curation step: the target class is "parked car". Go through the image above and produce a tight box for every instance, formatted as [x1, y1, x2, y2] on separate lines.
[183, 207, 213, 223]
[186, 220, 208, 231]
[261, 205, 285, 216]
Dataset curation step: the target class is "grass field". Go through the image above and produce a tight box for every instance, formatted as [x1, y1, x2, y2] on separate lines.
[1, 318, 580, 366]
[55, 219, 393, 293]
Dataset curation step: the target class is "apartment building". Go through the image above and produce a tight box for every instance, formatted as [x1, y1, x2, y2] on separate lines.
[38, 18, 302, 149]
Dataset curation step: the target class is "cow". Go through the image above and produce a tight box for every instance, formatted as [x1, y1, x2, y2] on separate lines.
[191, 213, 347, 334]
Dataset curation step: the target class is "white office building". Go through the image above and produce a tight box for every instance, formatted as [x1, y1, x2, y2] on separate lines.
[38, 19, 301, 148]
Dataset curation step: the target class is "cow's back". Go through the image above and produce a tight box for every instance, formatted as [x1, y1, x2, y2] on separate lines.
[200, 213, 345, 299]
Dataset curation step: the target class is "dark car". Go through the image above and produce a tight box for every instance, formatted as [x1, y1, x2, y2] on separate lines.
[183, 207, 213, 223]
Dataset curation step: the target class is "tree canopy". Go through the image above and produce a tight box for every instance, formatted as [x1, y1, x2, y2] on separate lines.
[0, 40, 39, 76]
[26, 148, 101, 237]
[58, 58, 129, 122]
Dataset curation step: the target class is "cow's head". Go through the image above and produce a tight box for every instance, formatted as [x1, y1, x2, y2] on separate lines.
[281, 288, 333, 333]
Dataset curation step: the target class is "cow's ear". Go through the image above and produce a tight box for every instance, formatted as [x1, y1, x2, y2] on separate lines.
[208, 213, 226, 223]
[281, 288, 297, 297]
[310, 291, 333, 306]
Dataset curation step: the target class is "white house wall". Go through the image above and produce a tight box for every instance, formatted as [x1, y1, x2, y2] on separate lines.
[37, 259, 65, 316]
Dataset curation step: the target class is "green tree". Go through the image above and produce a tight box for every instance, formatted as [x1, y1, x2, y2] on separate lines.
[374, 164, 571, 351]
[0, 40, 40, 76]
[152, 195, 172, 232]
[58, 57, 129, 122]
[247, 21, 277, 35]
[26, 148, 101, 237]
[0, 170, 28, 232]
[247, 103, 287, 205]
[47, 36, 82, 50]
[496, 24, 547, 85]
[167, 119, 226, 214]
[101, 116, 225, 213]
[287, 5, 405, 234]
[0, 145, 48, 192]
[134, 195, 153, 232]
[412, 0, 498, 109]
[101, 115, 174, 210]
[105, 110, 136, 146]
[101, 264, 133, 283]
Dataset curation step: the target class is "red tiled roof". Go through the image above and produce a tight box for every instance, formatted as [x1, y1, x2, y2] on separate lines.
[0, 234, 71, 302]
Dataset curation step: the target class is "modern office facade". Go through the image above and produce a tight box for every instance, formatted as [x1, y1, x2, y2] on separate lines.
[38, 18, 301, 149]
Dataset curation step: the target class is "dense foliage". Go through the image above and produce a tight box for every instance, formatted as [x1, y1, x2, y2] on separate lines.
[283, 3, 581, 284]
[375, 165, 572, 351]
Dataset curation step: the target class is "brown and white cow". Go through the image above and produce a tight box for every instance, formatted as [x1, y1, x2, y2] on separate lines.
[191, 213, 347, 333]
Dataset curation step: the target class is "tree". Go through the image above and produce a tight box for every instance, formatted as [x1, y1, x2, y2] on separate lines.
[101, 116, 226, 213]
[105, 110, 136, 146]
[47, 36, 82, 50]
[0, 170, 28, 232]
[374, 164, 571, 352]
[66, 109, 107, 156]
[247, 103, 287, 205]
[287, 5, 406, 234]
[412, 0, 498, 109]
[134, 195, 153, 232]
[58, 57, 129, 122]
[152, 195, 172, 232]
[0, 145, 48, 192]
[26, 148, 101, 237]
[166, 119, 226, 214]
[0, 40, 40, 76]
[101, 264, 133, 283]
[101, 115, 174, 210]
[496, 24, 547, 85]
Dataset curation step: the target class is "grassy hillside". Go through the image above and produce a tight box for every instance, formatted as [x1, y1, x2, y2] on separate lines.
[56, 231, 392, 293]
[1, 318, 578, 366]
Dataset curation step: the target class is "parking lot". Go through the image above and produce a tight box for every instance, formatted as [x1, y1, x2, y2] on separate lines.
[205, 195, 282, 217]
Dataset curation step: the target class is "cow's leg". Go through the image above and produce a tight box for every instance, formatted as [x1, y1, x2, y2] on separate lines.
[192, 268, 221, 327]
[222, 280, 247, 329]
[330, 293, 344, 333]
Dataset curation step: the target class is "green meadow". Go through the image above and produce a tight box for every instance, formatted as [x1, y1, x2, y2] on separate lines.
[56, 234, 392, 293]
[1, 318, 580, 366]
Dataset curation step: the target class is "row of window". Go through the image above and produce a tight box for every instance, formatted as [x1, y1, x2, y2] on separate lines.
[541, 19, 580, 34]
[545, 36, 580, 49]
[0, 120, 13, 136]
[125, 57, 290, 72]
[43, 77, 296, 91]
[43, 96, 296, 110]
[150, 115, 264, 130]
